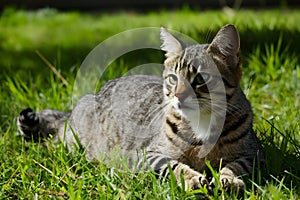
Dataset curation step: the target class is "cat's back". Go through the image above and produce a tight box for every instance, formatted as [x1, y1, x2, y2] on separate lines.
[96, 75, 164, 137]
[66, 75, 164, 160]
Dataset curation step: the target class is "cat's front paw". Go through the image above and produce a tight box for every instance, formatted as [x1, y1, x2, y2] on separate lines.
[174, 164, 211, 192]
[185, 173, 211, 192]
[210, 167, 245, 193]
[17, 108, 40, 140]
[220, 173, 245, 192]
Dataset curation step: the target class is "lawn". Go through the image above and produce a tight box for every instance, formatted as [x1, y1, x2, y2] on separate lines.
[0, 7, 300, 199]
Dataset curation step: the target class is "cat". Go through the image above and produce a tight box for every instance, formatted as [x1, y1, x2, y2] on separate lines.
[17, 24, 264, 192]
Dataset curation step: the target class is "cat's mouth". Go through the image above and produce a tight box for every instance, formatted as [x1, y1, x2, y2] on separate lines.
[176, 94, 199, 110]
[178, 102, 193, 110]
[175, 92, 188, 103]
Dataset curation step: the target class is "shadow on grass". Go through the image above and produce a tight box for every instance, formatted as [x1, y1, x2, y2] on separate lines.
[1, 27, 299, 80]
[257, 119, 300, 192]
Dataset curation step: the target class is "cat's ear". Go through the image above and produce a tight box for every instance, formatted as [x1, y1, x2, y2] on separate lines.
[160, 27, 184, 58]
[207, 24, 240, 66]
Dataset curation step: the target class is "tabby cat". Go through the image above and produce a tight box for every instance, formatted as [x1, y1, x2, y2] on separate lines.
[17, 24, 264, 192]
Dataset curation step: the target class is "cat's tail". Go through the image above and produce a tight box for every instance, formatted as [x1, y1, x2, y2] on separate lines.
[17, 108, 70, 142]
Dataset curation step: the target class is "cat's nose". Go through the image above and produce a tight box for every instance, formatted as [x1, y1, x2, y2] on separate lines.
[175, 81, 192, 103]
[175, 92, 189, 103]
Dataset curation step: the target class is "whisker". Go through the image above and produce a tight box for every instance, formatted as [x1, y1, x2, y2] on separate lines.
[146, 99, 173, 131]
[144, 100, 171, 121]
[187, 97, 244, 119]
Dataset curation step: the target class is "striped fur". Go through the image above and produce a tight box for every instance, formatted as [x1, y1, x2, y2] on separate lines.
[17, 24, 264, 192]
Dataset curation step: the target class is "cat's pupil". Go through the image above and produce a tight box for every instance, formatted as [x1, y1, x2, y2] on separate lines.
[194, 73, 210, 86]
[168, 74, 178, 85]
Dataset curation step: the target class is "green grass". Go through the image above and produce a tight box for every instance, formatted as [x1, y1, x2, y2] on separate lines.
[1, 8, 300, 199]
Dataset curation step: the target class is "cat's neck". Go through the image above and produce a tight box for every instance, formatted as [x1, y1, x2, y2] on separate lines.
[182, 109, 218, 144]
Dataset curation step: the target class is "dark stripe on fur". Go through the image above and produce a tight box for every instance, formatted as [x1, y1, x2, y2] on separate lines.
[226, 93, 234, 101]
[227, 159, 251, 175]
[222, 128, 249, 144]
[171, 111, 182, 121]
[166, 117, 179, 135]
[222, 77, 236, 89]
[171, 163, 179, 171]
[222, 113, 249, 136]
[154, 157, 171, 172]
[161, 165, 169, 177]
[147, 155, 160, 166]
[235, 159, 251, 174]
[166, 117, 195, 145]
[161, 162, 179, 178]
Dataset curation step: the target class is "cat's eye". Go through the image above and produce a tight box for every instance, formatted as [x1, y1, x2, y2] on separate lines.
[194, 73, 210, 86]
[168, 74, 178, 85]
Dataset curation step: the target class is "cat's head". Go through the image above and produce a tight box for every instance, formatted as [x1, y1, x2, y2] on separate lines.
[160, 24, 241, 114]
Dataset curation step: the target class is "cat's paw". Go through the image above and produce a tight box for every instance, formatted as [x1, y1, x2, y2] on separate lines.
[174, 164, 211, 192]
[210, 167, 245, 193]
[17, 108, 40, 139]
[219, 173, 245, 192]
[174, 163, 210, 191]
[186, 173, 209, 190]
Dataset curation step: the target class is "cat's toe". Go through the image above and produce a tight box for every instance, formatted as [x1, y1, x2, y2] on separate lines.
[220, 175, 245, 193]
[187, 174, 212, 192]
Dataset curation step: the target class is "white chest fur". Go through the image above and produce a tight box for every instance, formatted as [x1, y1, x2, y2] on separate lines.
[182, 107, 213, 143]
